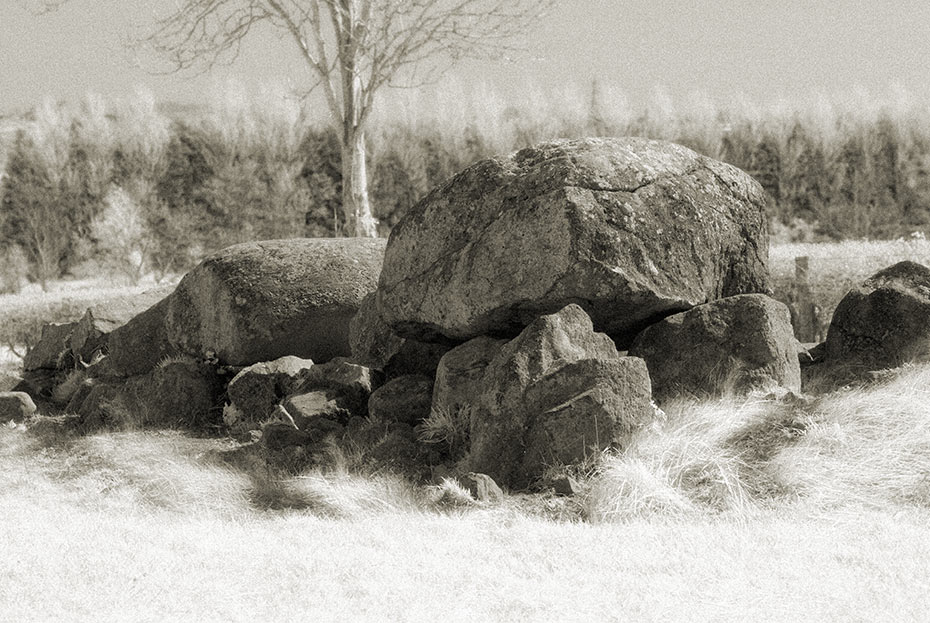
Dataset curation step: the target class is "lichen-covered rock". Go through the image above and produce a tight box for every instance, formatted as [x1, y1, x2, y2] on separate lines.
[227, 356, 314, 422]
[164, 238, 385, 366]
[521, 357, 653, 482]
[282, 390, 357, 429]
[629, 294, 800, 401]
[467, 304, 629, 486]
[378, 137, 769, 346]
[825, 261, 930, 369]
[367, 375, 433, 424]
[0, 391, 37, 423]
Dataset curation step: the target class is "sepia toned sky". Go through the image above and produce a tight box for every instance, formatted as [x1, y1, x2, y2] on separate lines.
[3, 0, 930, 115]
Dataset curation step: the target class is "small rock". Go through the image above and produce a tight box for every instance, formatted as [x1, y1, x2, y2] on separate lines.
[550, 475, 583, 497]
[283, 390, 356, 428]
[262, 423, 311, 451]
[227, 356, 314, 422]
[295, 358, 374, 415]
[463, 472, 504, 504]
[0, 392, 37, 423]
[367, 374, 433, 424]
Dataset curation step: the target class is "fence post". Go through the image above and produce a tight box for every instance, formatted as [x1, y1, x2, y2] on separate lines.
[790, 255, 819, 343]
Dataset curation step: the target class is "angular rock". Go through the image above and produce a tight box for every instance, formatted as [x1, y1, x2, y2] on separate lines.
[283, 390, 356, 429]
[629, 294, 800, 401]
[550, 475, 583, 497]
[378, 137, 769, 346]
[429, 336, 506, 444]
[294, 358, 374, 415]
[467, 304, 623, 486]
[69, 286, 173, 366]
[164, 238, 385, 366]
[69, 310, 109, 367]
[106, 297, 176, 377]
[521, 357, 653, 483]
[462, 472, 504, 504]
[367, 375, 433, 424]
[0, 391, 37, 423]
[825, 261, 930, 369]
[227, 356, 314, 422]
[23, 322, 76, 371]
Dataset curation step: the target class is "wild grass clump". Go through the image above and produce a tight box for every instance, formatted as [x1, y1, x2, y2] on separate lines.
[585, 363, 930, 522]
[770, 365, 930, 510]
[583, 396, 802, 522]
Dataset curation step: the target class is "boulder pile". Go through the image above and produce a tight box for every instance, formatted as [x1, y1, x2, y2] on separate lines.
[11, 137, 824, 493]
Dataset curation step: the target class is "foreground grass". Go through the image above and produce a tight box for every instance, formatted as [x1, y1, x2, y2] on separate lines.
[4, 363, 930, 620]
[2, 424, 928, 622]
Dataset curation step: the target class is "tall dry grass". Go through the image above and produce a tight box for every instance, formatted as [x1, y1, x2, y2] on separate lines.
[3, 366, 930, 620]
[584, 363, 930, 522]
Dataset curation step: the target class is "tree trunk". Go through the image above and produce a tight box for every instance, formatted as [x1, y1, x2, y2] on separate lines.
[340, 128, 378, 237]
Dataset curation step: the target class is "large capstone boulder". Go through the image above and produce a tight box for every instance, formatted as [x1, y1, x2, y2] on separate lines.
[466, 304, 654, 488]
[164, 238, 385, 366]
[825, 261, 930, 369]
[629, 294, 800, 401]
[377, 137, 769, 346]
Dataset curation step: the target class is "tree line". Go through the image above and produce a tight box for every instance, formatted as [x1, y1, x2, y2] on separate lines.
[3, 90, 930, 291]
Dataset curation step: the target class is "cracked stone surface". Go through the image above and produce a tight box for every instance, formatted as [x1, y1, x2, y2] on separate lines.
[376, 137, 770, 347]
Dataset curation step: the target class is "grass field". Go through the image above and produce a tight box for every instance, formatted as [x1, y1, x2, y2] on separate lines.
[3, 243, 930, 620]
[2, 422, 929, 621]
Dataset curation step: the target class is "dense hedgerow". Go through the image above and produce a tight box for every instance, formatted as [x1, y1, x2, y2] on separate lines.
[2, 85, 930, 289]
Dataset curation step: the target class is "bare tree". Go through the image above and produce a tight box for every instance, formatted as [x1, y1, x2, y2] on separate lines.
[35, 0, 555, 237]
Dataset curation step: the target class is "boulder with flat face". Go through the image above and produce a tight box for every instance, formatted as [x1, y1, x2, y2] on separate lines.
[106, 297, 176, 377]
[465, 304, 654, 488]
[825, 261, 930, 369]
[520, 357, 653, 482]
[165, 238, 386, 366]
[377, 137, 769, 347]
[628, 294, 800, 401]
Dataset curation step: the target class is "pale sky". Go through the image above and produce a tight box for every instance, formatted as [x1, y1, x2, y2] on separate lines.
[2, 0, 930, 116]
